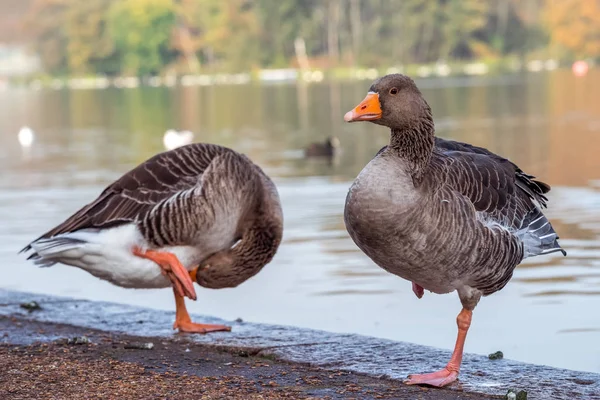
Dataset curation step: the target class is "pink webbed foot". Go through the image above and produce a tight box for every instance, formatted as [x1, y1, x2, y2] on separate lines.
[404, 367, 458, 387]
[405, 308, 472, 388]
[412, 282, 424, 299]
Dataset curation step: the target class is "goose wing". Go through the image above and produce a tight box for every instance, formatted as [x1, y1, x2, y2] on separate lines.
[431, 138, 564, 257]
[21, 143, 235, 252]
[434, 137, 550, 206]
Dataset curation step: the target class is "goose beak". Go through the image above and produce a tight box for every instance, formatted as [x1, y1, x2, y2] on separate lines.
[344, 92, 382, 122]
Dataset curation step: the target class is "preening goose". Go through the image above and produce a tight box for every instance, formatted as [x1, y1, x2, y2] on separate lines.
[21, 143, 283, 334]
[343, 74, 565, 387]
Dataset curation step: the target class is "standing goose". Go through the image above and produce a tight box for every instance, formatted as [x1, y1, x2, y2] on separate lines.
[343, 74, 565, 387]
[21, 143, 283, 334]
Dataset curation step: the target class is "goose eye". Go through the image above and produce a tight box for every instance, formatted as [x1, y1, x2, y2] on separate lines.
[389, 87, 398, 95]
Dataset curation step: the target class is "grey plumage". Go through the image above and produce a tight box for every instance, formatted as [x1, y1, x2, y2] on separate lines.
[344, 74, 565, 311]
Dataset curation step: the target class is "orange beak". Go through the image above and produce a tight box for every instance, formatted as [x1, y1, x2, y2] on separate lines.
[344, 92, 382, 122]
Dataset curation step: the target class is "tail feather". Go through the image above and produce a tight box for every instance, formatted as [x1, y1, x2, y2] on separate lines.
[520, 207, 566, 258]
[26, 235, 89, 267]
[31, 255, 57, 268]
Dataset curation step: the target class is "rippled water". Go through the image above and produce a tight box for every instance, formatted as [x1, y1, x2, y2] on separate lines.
[1, 70, 599, 373]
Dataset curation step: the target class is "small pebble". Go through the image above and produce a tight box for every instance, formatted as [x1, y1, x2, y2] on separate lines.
[67, 336, 90, 345]
[20, 301, 42, 312]
[488, 351, 504, 360]
[185, 348, 191, 353]
[124, 342, 154, 350]
[506, 389, 527, 400]
[516, 391, 528, 400]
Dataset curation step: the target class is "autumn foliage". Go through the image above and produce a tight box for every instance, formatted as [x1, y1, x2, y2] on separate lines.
[545, 0, 600, 58]
[17, 0, 600, 76]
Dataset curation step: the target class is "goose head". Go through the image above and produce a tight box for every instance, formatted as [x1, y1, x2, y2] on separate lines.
[344, 74, 432, 131]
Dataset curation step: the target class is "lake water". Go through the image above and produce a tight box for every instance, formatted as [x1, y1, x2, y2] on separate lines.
[1, 70, 599, 374]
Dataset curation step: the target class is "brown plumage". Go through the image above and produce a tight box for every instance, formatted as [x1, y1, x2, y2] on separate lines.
[21, 143, 283, 333]
[343, 74, 565, 387]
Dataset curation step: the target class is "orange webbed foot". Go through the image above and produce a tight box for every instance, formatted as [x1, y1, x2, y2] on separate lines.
[171, 289, 231, 334]
[173, 320, 232, 334]
[133, 247, 197, 300]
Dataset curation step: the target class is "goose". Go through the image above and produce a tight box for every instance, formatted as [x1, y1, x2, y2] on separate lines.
[304, 136, 341, 158]
[343, 74, 565, 387]
[163, 129, 194, 151]
[21, 143, 283, 333]
[18, 126, 35, 148]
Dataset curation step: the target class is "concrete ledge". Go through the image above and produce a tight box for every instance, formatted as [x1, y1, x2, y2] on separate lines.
[1, 289, 598, 399]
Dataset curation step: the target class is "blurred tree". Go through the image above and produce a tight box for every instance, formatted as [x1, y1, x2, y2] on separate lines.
[197, 0, 261, 70]
[20, 0, 600, 76]
[545, 0, 600, 59]
[348, 0, 362, 64]
[108, 0, 176, 76]
[327, 0, 341, 65]
[257, 0, 315, 67]
[25, 0, 69, 74]
[437, 0, 489, 60]
[65, 0, 118, 75]
[491, 0, 510, 53]
[510, 0, 549, 59]
[171, 0, 203, 73]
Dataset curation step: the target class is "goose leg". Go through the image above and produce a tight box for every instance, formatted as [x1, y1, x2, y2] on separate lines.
[133, 247, 197, 300]
[412, 282, 424, 299]
[172, 288, 231, 334]
[404, 308, 472, 387]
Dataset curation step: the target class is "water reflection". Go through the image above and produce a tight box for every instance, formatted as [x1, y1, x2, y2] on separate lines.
[0, 71, 599, 373]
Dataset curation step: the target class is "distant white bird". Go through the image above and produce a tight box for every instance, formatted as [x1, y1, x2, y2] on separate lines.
[163, 129, 194, 151]
[18, 126, 35, 148]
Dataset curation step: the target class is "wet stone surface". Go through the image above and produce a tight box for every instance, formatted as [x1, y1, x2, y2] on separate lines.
[0, 317, 496, 400]
[1, 289, 598, 399]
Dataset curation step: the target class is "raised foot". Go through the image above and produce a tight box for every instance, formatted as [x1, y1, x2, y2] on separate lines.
[404, 368, 458, 387]
[173, 320, 232, 334]
[133, 247, 197, 300]
[412, 282, 424, 299]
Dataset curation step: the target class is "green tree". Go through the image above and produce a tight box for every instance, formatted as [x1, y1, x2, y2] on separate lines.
[65, 0, 118, 75]
[197, 0, 261, 71]
[108, 0, 176, 76]
[22, 0, 599, 76]
[437, 0, 489, 60]
[256, 0, 315, 67]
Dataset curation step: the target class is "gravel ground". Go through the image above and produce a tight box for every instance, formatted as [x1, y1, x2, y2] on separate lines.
[0, 316, 500, 400]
